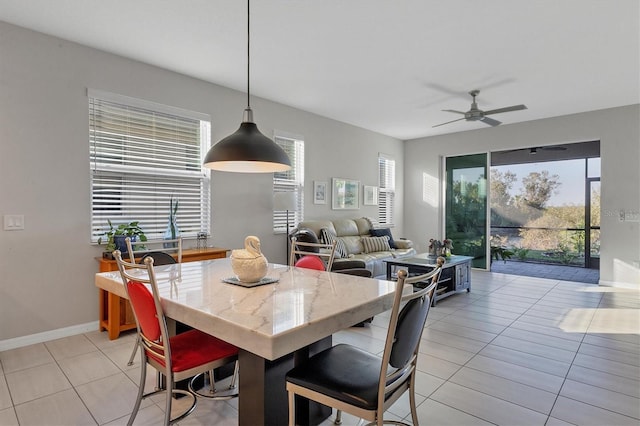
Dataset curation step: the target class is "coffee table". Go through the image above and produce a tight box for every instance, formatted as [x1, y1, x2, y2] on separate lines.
[385, 254, 473, 305]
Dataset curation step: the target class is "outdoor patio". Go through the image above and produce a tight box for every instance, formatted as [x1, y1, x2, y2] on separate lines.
[491, 260, 600, 284]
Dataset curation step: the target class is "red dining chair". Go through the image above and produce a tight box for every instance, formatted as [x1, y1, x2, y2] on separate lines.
[125, 237, 182, 367]
[294, 255, 327, 270]
[113, 250, 239, 426]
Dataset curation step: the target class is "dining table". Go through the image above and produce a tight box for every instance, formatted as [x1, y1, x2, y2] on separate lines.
[95, 257, 407, 426]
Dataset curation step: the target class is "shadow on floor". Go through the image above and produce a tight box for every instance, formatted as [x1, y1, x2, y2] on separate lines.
[490, 260, 600, 284]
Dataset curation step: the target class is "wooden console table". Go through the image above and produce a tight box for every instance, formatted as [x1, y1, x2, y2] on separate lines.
[96, 247, 229, 339]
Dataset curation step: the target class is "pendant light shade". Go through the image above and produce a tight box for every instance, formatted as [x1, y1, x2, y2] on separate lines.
[203, 0, 292, 173]
[203, 109, 291, 173]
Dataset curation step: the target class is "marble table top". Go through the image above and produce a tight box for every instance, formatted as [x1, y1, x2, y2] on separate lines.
[95, 258, 405, 360]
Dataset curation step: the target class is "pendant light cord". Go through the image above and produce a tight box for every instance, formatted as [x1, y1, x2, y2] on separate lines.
[247, 0, 251, 109]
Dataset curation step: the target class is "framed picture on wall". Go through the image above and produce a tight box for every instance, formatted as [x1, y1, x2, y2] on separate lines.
[363, 185, 378, 205]
[313, 181, 327, 204]
[332, 178, 360, 210]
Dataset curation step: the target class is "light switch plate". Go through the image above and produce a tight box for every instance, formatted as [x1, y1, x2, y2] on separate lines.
[3, 215, 25, 230]
[625, 210, 640, 222]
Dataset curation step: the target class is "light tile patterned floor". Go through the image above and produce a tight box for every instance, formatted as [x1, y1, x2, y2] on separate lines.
[0, 270, 638, 425]
[490, 261, 600, 284]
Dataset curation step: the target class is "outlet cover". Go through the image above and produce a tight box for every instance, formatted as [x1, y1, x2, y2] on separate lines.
[3, 215, 25, 230]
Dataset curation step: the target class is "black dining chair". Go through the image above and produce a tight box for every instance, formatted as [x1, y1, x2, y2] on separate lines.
[285, 258, 444, 426]
[290, 236, 338, 271]
[333, 266, 375, 326]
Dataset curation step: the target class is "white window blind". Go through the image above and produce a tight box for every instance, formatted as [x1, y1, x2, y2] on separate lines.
[378, 154, 396, 226]
[273, 134, 304, 233]
[89, 90, 211, 243]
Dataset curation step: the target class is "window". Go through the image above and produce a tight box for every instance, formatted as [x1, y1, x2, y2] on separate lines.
[89, 90, 211, 243]
[378, 154, 396, 226]
[273, 133, 304, 233]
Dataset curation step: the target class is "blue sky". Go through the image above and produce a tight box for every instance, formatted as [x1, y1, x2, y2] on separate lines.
[492, 158, 600, 207]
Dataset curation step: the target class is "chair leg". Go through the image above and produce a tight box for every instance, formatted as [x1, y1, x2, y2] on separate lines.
[208, 370, 217, 393]
[229, 360, 239, 389]
[409, 374, 419, 425]
[288, 390, 295, 426]
[127, 352, 146, 426]
[189, 361, 239, 400]
[126, 337, 139, 366]
[163, 370, 173, 426]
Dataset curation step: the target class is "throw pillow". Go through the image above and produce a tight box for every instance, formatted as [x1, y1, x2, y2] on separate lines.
[361, 235, 391, 253]
[319, 228, 348, 258]
[369, 227, 397, 249]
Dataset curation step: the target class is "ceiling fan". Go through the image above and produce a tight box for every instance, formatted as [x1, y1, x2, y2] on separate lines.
[433, 89, 527, 128]
[509, 146, 568, 155]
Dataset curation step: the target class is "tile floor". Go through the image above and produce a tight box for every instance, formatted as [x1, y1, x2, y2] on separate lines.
[490, 261, 600, 284]
[1, 270, 638, 425]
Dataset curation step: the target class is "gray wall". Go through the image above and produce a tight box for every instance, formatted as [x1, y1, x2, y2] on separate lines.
[2, 19, 637, 346]
[403, 105, 640, 286]
[0, 22, 404, 342]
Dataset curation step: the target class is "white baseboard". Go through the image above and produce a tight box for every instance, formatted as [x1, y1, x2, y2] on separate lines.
[598, 279, 639, 289]
[0, 321, 99, 352]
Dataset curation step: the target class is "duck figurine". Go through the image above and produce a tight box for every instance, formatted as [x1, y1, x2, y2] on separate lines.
[231, 236, 268, 283]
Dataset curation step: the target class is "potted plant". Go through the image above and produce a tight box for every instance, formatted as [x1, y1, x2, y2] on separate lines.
[490, 235, 514, 265]
[98, 219, 147, 257]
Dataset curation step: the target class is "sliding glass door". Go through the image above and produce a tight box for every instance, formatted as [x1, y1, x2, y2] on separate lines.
[445, 154, 488, 269]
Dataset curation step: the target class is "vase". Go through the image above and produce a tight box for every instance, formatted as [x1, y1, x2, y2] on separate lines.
[163, 216, 180, 248]
[231, 236, 268, 283]
[114, 235, 135, 254]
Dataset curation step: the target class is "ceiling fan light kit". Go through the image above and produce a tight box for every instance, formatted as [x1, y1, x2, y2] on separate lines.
[203, 0, 291, 173]
[433, 89, 527, 128]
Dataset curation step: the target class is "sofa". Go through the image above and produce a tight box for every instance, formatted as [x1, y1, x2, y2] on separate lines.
[293, 217, 416, 278]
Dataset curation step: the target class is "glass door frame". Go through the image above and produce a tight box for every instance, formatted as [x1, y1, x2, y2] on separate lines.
[585, 177, 600, 269]
[442, 152, 491, 270]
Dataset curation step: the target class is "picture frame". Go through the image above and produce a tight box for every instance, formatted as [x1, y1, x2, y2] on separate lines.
[313, 181, 327, 204]
[332, 178, 360, 210]
[363, 185, 378, 205]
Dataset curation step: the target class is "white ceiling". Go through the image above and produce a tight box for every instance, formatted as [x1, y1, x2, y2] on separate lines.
[1, 0, 638, 140]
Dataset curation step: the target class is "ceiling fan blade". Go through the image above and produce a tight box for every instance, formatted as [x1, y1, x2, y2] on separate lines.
[483, 104, 527, 115]
[432, 117, 465, 128]
[442, 109, 466, 115]
[480, 116, 501, 126]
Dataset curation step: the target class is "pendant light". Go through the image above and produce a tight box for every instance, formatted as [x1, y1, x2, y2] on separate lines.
[203, 0, 291, 173]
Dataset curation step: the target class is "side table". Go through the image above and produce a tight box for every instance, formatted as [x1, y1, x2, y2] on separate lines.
[96, 247, 229, 339]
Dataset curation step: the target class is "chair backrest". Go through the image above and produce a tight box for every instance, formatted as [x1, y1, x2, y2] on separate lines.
[126, 236, 183, 264]
[290, 229, 320, 256]
[290, 236, 337, 271]
[377, 257, 444, 407]
[114, 250, 172, 371]
[140, 252, 176, 266]
[294, 255, 327, 271]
